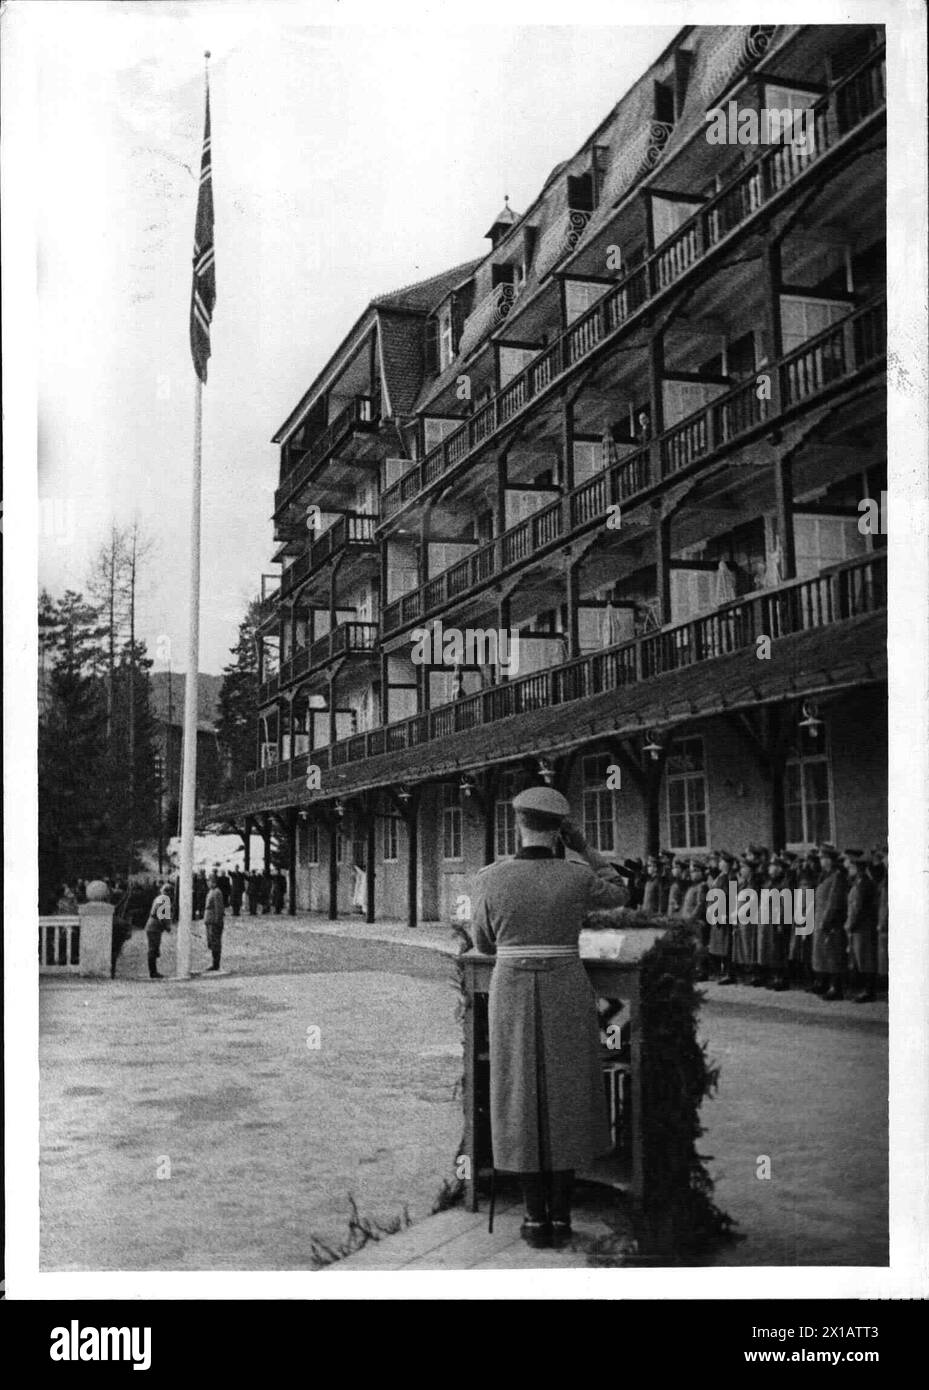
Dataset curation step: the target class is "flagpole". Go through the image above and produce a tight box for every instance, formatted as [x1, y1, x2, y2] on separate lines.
[177, 49, 211, 980]
[176, 372, 202, 979]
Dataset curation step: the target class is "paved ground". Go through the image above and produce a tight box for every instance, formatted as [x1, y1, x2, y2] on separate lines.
[40, 915, 887, 1271]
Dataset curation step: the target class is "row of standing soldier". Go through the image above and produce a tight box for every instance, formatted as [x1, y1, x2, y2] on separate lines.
[615, 844, 887, 1003]
[175, 868, 288, 920]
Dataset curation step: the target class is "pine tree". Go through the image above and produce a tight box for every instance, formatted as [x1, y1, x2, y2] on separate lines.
[217, 598, 261, 796]
[38, 590, 110, 906]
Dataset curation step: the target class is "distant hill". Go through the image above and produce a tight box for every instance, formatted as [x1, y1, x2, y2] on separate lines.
[150, 672, 224, 733]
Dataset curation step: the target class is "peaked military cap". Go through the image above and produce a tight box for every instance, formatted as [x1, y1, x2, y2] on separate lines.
[512, 785, 569, 817]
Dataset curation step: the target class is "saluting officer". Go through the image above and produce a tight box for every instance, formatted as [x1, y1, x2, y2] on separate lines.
[471, 786, 629, 1250]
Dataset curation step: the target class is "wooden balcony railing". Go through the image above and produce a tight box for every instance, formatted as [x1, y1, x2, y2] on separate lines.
[276, 513, 377, 602]
[381, 295, 885, 638]
[258, 620, 378, 705]
[242, 550, 886, 796]
[379, 47, 885, 525]
[274, 394, 379, 517]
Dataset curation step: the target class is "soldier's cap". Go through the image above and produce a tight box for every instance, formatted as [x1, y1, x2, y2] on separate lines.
[842, 847, 866, 861]
[716, 848, 734, 863]
[688, 857, 705, 869]
[818, 842, 839, 858]
[623, 858, 641, 873]
[870, 844, 888, 857]
[511, 786, 570, 817]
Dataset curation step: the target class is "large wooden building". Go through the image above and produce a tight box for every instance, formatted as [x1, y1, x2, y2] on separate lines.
[211, 23, 887, 924]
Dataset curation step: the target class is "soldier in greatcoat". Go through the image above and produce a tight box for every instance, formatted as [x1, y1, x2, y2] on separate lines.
[731, 851, 761, 984]
[203, 874, 226, 972]
[811, 844, 848, 999]
[471, 786, 628, 1250]
[666, 857, 687, 917]
[757, 852, 791, 991]
[843, 849, 878, 1002]
[640, 854, 663, 917]
[709, 849, 737, 982]
[680, 857, 709, 980]
[792, 849, 820, 984]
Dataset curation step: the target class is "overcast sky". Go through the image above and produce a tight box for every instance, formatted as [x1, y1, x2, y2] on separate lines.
[33, 1, 675, 674]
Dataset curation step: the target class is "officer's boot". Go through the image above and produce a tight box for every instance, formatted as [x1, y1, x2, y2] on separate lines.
[547, 1169, 574, 1248]
[519, 1174, 551, 1248]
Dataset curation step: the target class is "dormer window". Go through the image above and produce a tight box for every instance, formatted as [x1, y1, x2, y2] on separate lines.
[439, 302, 455, 370]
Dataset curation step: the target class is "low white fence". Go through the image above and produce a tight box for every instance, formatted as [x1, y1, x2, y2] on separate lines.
[39, 915, 81, 973]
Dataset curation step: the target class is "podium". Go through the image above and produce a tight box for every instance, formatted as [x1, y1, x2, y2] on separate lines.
[460, 927, 668, 1213]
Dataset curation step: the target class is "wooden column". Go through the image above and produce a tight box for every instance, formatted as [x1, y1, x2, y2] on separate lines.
[773, 455, 796, 580]
[647, 328, 665, 486]
[243, 815, 252, 872]
[328, 675, 337, 746]
[327, 816, 339, 920]
[495, 453, 508, 534]
[655, 514, 673, 626]
[263, 816, 272, 873]
[287, 808, 298, 915]
[365, 793, 376, 924]
[497, 594, 511, 682]
[406, 795, 419, 929]
[763, 239, 784, 414]
[482, 768, 500, 866]
[644, 751, 666, 857]
[566, 556, 582, 658]
[560, 398, 575, 491]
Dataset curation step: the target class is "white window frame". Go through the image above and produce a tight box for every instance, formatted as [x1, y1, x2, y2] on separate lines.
[582, 753, 615, 854]
[666, 736, 710, 853]
[382, 813, 400, 863]
[495, 772, 518, 859]
[442, 784, 463, 862]
[784, 731, 835, 851]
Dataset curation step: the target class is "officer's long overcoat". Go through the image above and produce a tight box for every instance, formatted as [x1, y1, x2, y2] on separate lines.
[471, 849, 628, 1172]
[811, 867, 848, 974]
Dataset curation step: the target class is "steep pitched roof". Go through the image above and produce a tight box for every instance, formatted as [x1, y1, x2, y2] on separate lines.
[371, 259, 481, 314]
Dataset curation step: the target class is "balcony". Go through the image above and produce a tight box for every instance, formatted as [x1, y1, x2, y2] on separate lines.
[534, 208, 594, 281]
[242, 550, 886, 796]
[381, 295, 885, 638]
[258, 620, 378, 705]
[700, 25, 777, 105]
[457, 282, 519, 359]
[274, 394, 379, 518]
[276, 513, 377, 602]
[379, 47, 885, 527]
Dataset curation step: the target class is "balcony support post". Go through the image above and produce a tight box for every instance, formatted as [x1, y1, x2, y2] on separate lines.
[762, 237, 784, 417]
[773, 454, 797, 581]
[497, 594, 512, 682]
[644, 746, 667, 859]
[328, 676, 338, 746]
[494, 453, 508, 535]
[647, 327, 665, 485]
[566, 556, 582, 658]
[243, 815, 252, 872]
[327, 814, 339, 921]
[263, 815, 272, 874]
[361, 790, 377, 924]
[405, 790, 420, 929]
[654, 512, 673, 626]
[287, 807, 298, 915]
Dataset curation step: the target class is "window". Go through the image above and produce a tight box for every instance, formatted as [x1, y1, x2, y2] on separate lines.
[667, 737, 708, 850]
[439, 304, 455, 370]
[306, 822, 319, 865]
[442, 784, 463, 861]
[382, 813, 400, 862]
[495, 771, 518, 858]
[785, 726, 834, 848]
[583, 754, 615, 853]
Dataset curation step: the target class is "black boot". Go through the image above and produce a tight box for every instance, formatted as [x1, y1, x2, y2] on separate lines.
[547, 1170, 574, 1248]
[519, 1174, 551, 1248]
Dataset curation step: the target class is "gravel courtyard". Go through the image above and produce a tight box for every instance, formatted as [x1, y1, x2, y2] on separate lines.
[40, 920, 463, 1270]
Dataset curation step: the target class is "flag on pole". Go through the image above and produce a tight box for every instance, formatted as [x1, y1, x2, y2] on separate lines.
[189, 80, 215, 382]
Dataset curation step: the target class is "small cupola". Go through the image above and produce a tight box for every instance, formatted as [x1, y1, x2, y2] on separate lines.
[484, 195, 521, 249]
